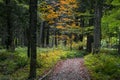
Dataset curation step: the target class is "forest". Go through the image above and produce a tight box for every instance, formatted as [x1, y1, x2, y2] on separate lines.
[0, 0, 120, 80]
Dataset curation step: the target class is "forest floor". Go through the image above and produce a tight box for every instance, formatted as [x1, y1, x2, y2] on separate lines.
[43, 58, 90, 80]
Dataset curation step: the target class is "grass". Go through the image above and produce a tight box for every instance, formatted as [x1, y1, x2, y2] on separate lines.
[0, 47, 84, 80]
[84, 50, 120, 80]
[0, 49, 28, 80]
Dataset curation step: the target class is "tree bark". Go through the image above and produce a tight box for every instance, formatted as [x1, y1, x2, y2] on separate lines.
[93, 0, 103, 53]
[39, 21, 43, 47]
[28, 0, 37, 79]
[46, 25, 50, 47]
[6, 0, 15, 51]
[70, 33, 73, 50]
[86, 16, 94, 53]
[26, 28, 31, 58]
[41, 21, 46, 48]
[87, 34, 93, 53]
[55, 30, 58, 47]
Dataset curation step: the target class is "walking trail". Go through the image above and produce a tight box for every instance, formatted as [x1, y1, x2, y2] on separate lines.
[44, 58, 90, 80]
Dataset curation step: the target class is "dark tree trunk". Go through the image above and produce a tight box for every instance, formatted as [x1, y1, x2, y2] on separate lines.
[27, 42, 31, 58]
[55, 30, 58, 47]
[23, 30, 28, 46]
[86, 34, 93, 53]
[52, 36, 54, 47]
[28, 0, 37, 79]
[79, 34, 83, 42]
[70, 33, 73, 50]
[6, 0, 15, 51]
[46, 25, 50, 47]
[37, 25, 41, 47]
[41, 21, 46, 48]
[79, 16, 84, 49]
[80, 16, 84, 42]
[80, 16, 84, 28]
[86, 16, 94, 53]
[26, 28, 31, 58]
[39, 21, 43, 47]
[93, 0, 103, 53]
[70, 39, 72, 50]
[19, 33, 23, 46]
[73, 33, 79, 42]
[1, 35, 6, 48]
[78, 34, 83, 50]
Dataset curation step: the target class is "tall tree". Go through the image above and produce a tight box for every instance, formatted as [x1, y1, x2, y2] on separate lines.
[5, 0, 15, 51]
[28, 0, 37, 79]
[93, 0, 103, 53]
[26, 28, 31, 58]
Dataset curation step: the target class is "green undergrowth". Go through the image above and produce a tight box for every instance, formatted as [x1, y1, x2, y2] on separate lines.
[0, 51, 28, 80]
[100, 48, 118, 55]
[64, 50, 86, 58]
[84, 51, 120, 80]
[0, 47, 85, 80]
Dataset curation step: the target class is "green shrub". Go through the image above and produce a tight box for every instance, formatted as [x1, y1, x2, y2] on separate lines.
[15, 57, 28, 68]
[66, 50, 85, 58]
[0, 75, 11, 80]
[5, 60, 17, 74]
[37, 50, 62, 68]
[85, 53, 120, 80]
[60, 52, 67, 59]
[0, 60, 17, 74]
[66, 51, 75, 58]
[100, 48, 118, 55]
[15, 47, 27, 57]
[0, 52, 9, 61]
[0, 51, 28, 75]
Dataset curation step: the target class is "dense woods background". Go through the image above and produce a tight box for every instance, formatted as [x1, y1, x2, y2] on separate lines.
[0, 0, 120, 80]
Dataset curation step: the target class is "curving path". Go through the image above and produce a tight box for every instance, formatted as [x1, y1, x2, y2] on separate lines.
[44, 58, 90, 80]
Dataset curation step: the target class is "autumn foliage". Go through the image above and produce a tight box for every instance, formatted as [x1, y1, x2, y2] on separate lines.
[39, 0, 78, 29]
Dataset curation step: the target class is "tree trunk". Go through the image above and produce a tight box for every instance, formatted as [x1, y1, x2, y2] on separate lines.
[86, 17, 94, 53]
[28, 0, 37, 79]
[93, 0, 103, 53]
[70, 33, 73, 50]
[6, 0, 15, 51]
[37, 25, 41, 47]
[41, 21, 46, 48]
[87, 34, 93, 53]
[39, 21, 43, 47]
[23, 29, 27, 46]
[55, 30, 58, 47]
[46, 25, 50, 47]
[26, 28, 31, 58]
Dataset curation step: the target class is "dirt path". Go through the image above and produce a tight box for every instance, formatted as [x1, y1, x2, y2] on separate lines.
[44, 58, 90, 80]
